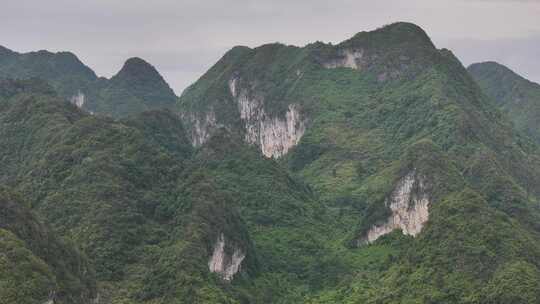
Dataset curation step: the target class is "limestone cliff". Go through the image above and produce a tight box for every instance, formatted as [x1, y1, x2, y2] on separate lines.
[208, 233, 246, 281]
[230, 77, 306, 158]
[182, 110, 219, 147]
[360, 171, 430, 244]
[181, 76, 307, 158]
[70, 91, 85, 108]
[322, 49, 364, 69]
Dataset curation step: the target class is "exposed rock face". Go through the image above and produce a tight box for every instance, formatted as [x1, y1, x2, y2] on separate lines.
[182, 111, 218, 147]
[70, 91, 85, 108]
[323, 49, 364, 69]
[208, 233, 245, 281]
[43, 291, 55, 304]
[182, 77, 306, 157]
[92, 293, 100, 304]
[360, 171, 430, 244]
[230, 77, 306, 158]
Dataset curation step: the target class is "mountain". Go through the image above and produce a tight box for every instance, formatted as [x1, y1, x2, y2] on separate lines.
[468, 61, 540, 144]
[179, 22, 540, 302]
[2, 22, 540, 304]
[0, 186, 97, 304]
[0, 46, 177, 118]
[0, 46, 97, 98]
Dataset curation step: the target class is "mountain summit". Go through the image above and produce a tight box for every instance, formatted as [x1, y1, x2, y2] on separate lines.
[115, 57, 164, 81]
[102, 57, 178, 116]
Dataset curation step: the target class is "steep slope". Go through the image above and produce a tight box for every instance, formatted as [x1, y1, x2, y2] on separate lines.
[0, 78, 348, 303]
[0, 79, 253, 303]
[468, 61, 540, 143]
[0, 186, 97, 304]
[0, 46, 177, 118]
[179, 22, 540, 302]
[186, 131, 366, 303]
[0, 78, 372, 303]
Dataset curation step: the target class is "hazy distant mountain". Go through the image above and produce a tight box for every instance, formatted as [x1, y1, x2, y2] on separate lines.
[0, 46, 177, 118]
[469, 61, 540, 144]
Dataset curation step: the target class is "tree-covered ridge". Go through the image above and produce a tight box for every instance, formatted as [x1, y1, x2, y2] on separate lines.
[0, 46, 97, 100]
[0, 46, 177, 118]
[468, 61, 540, 144]
[0, 186, 97, 304]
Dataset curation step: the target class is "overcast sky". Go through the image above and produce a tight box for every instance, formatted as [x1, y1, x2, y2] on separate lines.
[1, 0, 539, 94]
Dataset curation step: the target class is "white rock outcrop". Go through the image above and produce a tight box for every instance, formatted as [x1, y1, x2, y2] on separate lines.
[231, 77, 306, 158]
[360, 171, 430, 244]
[43, 291, 55, 304]
[208, 233, 245, 281]
[182, 111, 218, 147]
[70, 91, 85, 108]
[183, 77, 307, 157]
[323, 49, 364, 69]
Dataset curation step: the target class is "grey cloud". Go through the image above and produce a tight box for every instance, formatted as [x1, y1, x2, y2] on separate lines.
[0, 0, 539, 92]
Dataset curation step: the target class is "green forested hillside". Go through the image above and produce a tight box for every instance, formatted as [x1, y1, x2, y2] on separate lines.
[0, 186, 97, 304]
[179, 22, 540, 302]
[0, 47, 177, 118]
[468, 61, 540, 144]
[0, 78, 341, 303]
[1, 22, 540, 304]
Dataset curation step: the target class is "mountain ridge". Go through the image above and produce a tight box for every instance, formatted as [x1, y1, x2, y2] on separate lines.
[0, 45, 177, 118]
[1, 21, 540, 304]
